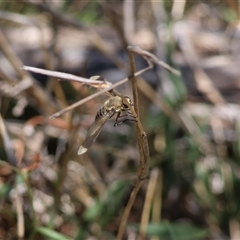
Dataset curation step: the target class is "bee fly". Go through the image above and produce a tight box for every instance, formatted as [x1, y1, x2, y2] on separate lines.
[78, 95, 135, 155]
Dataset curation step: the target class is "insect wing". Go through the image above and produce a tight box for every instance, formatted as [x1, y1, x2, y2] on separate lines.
[78, 112, 111, 155]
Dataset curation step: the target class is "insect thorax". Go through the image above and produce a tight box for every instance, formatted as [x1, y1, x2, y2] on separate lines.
[105, 96, 123, 111]
[95, 96, 133, 121]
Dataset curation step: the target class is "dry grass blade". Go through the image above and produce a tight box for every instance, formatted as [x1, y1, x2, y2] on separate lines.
[23, 66, 112, 88]
[122, 95, 149, 178]
[127, 46, 181, 76]
[0, 30, 26, 78]
[116, 180, 143, 240]
[0, 114, 17, 166]
[117, 48, 152, 240]
[138, 168, 159, 240]
[171, 0, 186, 20]
[127, 51, 149, 179]
[151, 170, 163, 223]
[0, 9, 36, 25]
[123, 0, 135, 44]
[16, 192, 24, 239]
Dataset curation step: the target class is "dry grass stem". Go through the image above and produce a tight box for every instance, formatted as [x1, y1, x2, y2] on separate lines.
[138, 168, 160, 240]
[0, 114, 17, 166]
[210, 116, 227, 157]
[23, 66, 113, 88]
[127, 46, 181, 76]
[116, 46, 155, 240]
[0, 30, 27, 78]
[152, 169, 163, 223]
[126, 53, 149, 179]
[16, 192, 24, 239]
[0, 10, 36, 25]
[123, 0, 135, 43]
[171, 0, 186, 20]
[116, 180, 143, 240]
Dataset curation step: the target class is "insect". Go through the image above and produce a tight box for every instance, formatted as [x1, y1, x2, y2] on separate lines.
[78, 95, 135, 155]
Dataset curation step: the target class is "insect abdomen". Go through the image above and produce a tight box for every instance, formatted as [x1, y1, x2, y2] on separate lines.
[95, 106, 108, 120]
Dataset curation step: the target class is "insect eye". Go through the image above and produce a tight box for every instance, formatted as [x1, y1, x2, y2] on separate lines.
[125, 97, 133, 105]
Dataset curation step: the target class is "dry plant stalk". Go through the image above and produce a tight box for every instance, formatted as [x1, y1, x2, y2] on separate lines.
[116, 47, 151, 240]
[23, 46, 180, 240]
[138, 168, 160, 240]
[117, 45, 180, 239]
[16, 191, 24, 239]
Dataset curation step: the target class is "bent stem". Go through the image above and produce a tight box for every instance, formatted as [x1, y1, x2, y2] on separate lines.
[116, 49, 150, 240]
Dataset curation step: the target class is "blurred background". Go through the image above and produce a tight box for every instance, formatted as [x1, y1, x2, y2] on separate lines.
[1, 0, 240, 239]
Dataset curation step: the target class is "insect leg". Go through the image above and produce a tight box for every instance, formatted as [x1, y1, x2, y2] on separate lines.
[113, 111, 121, 126]
[114, 111, 137, 127]
[114, 118, 137, 127]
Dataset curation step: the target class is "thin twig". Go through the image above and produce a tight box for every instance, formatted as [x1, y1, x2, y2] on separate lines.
[126, 50, 149, 179]
[0, 30, 26, 78]
[0, 9, 36, 25]
[116, 179, 143, 240]
[123, 0, 135, 44]
[16, 191, 24, 239]
[151, 169, 162, 223]
[0, 114, 17, 166]
[138, 168, 159, 240]
[22, 66, 112, 88]
[127, 46, 181, 76]
[128, 50, 139, 115]
[116, 47, 151, 240]
[171, 0, 186, 20]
